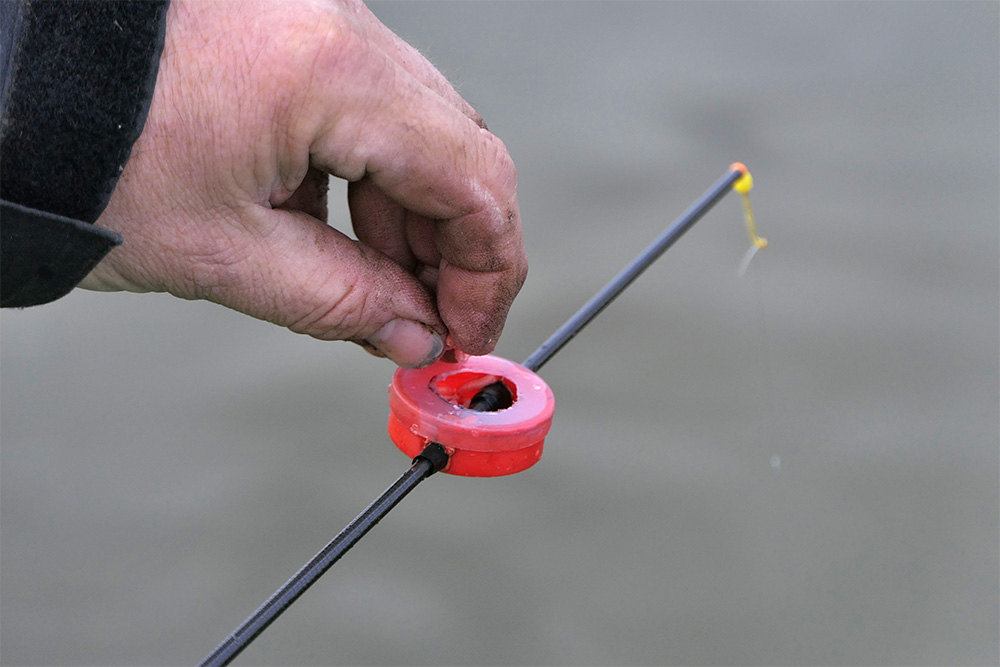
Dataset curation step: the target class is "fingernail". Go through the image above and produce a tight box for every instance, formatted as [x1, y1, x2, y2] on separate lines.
[368, 319, 444, 369]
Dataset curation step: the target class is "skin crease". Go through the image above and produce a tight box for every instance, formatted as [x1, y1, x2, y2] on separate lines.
[84, 0, 528, 367]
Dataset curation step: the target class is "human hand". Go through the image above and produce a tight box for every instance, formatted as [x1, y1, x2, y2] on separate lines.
[83, 0, 527, 368]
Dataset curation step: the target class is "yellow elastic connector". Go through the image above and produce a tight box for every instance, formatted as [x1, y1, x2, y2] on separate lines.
[733, 168, 753, 195]
[730, 163, 767, 275]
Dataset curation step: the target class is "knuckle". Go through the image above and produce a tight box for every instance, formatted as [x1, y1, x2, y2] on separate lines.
[287, 285, 365, 340]
[480, 131, 517, 189]
[470, 109, 488, 130]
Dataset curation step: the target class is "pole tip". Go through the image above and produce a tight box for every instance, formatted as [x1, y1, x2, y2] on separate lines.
[730, 163, 753, 193]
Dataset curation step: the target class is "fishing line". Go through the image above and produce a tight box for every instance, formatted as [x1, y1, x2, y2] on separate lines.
[745, 236, 782, 474]
[727, 166, 778, 471]
[753, 274, 782, 473]
[199, 163, 760, 667]
[733, 163, 767, 277]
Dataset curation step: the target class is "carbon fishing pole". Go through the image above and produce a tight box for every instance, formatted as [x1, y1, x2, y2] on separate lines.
[521, 163, 750, 373]
[199, 163, 759, 667]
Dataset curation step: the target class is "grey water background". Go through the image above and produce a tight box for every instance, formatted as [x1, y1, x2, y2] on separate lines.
[2, 1, 997, 665]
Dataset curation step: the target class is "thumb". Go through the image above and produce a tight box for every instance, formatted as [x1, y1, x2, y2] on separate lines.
[211, 207, 446, 368]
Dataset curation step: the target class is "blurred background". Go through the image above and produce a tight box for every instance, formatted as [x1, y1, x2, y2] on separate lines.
[2, 2, 997, 665]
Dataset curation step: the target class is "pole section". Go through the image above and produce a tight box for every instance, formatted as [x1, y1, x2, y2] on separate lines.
[199, 445, 447, 667]
[522, 166, 743, 373]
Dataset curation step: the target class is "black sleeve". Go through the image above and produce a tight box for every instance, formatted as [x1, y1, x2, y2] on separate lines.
[0, 0, 169, 308]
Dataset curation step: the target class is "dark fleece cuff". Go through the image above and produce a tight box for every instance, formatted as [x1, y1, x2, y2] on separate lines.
[1, 200, 123, 307]
[1, 0, 169, 222]
[0, 0, 168, 307]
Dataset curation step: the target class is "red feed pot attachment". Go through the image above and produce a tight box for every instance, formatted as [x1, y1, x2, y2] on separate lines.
[200, 163, 759, 667]
[388, 354, 555, 477]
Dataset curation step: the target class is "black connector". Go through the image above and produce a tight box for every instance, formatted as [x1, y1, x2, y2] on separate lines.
[468, 381, 514, 412]
[412, 442, 450, 476]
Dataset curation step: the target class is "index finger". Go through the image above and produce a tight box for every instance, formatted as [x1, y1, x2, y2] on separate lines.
[306, 39, 528, 353]
[433, 187, 528, 355]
